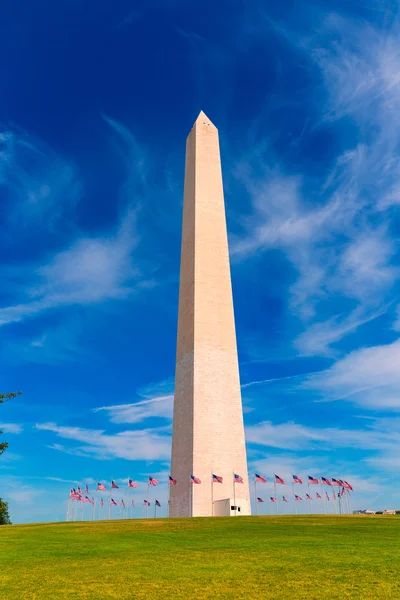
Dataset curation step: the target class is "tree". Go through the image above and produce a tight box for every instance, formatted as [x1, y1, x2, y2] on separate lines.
[0, 499, 11, 525]
[0, 392, 21, 456]
[0, 391, 20, 525]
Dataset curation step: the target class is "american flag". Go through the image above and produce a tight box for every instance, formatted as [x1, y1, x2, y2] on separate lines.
[128, 479, 138, 488]
[97, 482, 106, 491]
[308, 475, 319, 484]
[149, 477, 159, 486]
[191, 475, 201, 484]
[234, 474, 243, 484]
[169, 476, 177, 485]
[325, 493, 330, 501]
[343, 481, 353, 491]
[110, 498, 117, 506]
[292, 475, 303, 484]
[144, 499, 151, 506]
[257, 497, 264, 503]
[295, 495, 302, 501]
[283, 496, 288, 502]
[331, 478, 341, 487]
[85, 485, 89, 495]
[155, 500, 161, 507]
[83, 496, 92, 504]
[77, 487, 82, 495]
[274, 474, 286, 484]
[306, 493, 312, 500]
[212, 474, 223, 483]
[321, 477, 331, 486]
[111, 481, 119, 489]
[333, 491, 337, 499]
[121, 499, 125, 507]
[255, 473, 267, 483]
[270, 497, 277, 503]
[100, 498, 104, 507]
[316, 493, 322, 499]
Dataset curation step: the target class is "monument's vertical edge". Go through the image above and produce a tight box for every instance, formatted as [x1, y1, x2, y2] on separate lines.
[170, 112, 251, 517]
[170, 125, 196, 517]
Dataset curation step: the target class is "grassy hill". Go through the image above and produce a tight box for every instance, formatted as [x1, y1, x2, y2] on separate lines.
[1, 515, 399, 599]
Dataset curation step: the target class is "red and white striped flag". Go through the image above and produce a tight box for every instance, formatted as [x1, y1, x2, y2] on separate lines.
[97, 482, 106, 491]
[274, 474, 286, 484]
[149, 477, 159, 486]
[111, 481, 119, 489]
[234, 474, 244, 484]
[128, 479, 137, 488]
[169, 476, 177, 485]
[191, 475, 201, 484]
[212, 474, 223, 483]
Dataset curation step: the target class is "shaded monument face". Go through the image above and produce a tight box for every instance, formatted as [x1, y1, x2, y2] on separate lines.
[169, 111, 251, 517]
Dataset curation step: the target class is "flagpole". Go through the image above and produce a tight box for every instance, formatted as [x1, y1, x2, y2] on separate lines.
[347, 490, 352, 514]
[168, 479, 171, 518]
[66, 496, 71, 522]
[233, 471, 236, 516]
[211, 473, 214, 517]
[191, 476, 193, 518]
[321, 479, 326, 514]
[108, 481, 111, 520]
[154, 502, 157, 519]
[274, 481, 277, 514]
[292, 481, 297, 515]
[333, 487, 338, 514]
[308, 482, 311, 514]
[255, 478, 258, 516]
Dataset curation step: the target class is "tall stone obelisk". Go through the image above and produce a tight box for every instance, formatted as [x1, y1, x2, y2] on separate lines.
[170, 111, 251, 517]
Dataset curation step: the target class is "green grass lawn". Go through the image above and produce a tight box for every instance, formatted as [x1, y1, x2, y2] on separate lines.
[1, 515, 399, 599]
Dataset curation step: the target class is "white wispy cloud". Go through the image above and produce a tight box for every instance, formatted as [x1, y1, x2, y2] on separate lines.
[0, 125, 81, 229]
[246, 418, 400, 453]
[230, 10, 400, 356]
[94, 377, 174, 424]
[0, 208, 139, 326]
[304, 338, 400, 410]
[0, 115, 154, 330]
[394, 305, 400, 331]
[36, 422, 171, 461]
[0, 423, 23, 434]
[95, 395, 174, 424]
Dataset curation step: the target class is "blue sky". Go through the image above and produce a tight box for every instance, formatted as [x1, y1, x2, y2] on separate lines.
[1, 0, 400, 522]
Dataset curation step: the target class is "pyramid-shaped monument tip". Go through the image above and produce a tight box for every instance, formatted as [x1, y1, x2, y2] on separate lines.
[195, 110, 215, 127]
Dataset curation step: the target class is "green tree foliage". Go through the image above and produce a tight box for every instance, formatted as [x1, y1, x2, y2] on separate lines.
[0, 391, 21, 455]
[0, 391, 20, 525]
[0, 498, 11, 525]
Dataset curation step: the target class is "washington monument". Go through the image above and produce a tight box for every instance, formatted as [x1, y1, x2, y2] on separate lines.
[169, 111, 251, 517]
